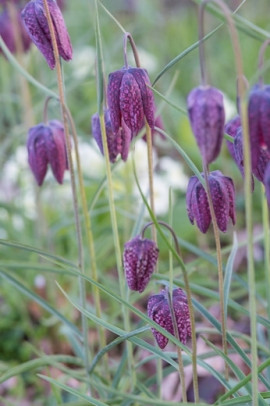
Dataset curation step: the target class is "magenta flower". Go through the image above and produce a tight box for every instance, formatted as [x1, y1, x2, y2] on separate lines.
[27, 120, 68, 186]
[123, 235, 159, 293]
[186, 170, 236, 233]
[21, 0, 72, 69]
[107, 67, 155, 137]
[147, 288, 191, 349]
[187, 86, 225, 165]
[91, 109, 132, 163]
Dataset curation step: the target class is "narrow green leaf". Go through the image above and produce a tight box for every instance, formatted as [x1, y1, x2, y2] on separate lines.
[224, 232, 238, 319]
[95, 0, 104, 114]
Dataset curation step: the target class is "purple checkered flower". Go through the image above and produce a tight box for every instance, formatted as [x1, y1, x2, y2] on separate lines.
[186, 171, 236, 233]
[107, 66, 155, 137]
[91, 109, 132, 163]
[147, 288, 191, 349]
[27, 120, 68, 186]
[187, 86, 225, 165]
[21, 0, 72, 69]
[123, 235, 159, 293]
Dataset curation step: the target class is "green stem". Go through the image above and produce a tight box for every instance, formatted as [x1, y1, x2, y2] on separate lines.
[42, 0, 90, 379]
[202, 161, 228, 380]
[94, 0, 135, 386]
[63, 106, 107, 366]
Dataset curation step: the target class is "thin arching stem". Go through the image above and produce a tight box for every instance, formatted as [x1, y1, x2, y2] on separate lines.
[123, 32, 141, 68]
[43, 96, 55, 124]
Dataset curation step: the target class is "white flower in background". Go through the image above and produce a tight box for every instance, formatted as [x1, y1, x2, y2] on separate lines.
[127, 47, 158, 74]
[71, 46, 96, 80]
[224, 94, 237, 121]
[77, 140, 105, 178]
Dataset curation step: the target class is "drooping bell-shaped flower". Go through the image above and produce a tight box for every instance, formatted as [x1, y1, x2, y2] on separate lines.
[107, 66, 155, 138]
[147, 288, 191, 349]
[91, 108, 132, 163]
[234, 129, 270, 183]
[21, 0, 72, 69]
[123, 235, 159, 293]
[248, 84, 270, 171]
[225, 115, 241, 165]
[27, 120, 68, 186]
[186, 170, 236, 233]
[187, 86, 225, 165]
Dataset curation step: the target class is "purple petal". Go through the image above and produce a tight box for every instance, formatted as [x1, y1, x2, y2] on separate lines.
[186, 176, 200, 225]
[147, 292, 171, 349]
[128, 67, 155, 129]
[253, 147, 270, 182]
[107, 69, 125, 133]
[225, 115, 241, 160]
[46, 120, 67, 183]
[263, 161, 270, 206]
[172, 288, 191, 345]
[192, 182, 211, 233]
[209, 173, 230, 232]
[27, 124, 49, 186]
[120, 71, 144, 135]
[187, 86, 225, 165]
[22, 0, 55, 68]
[248, 87, 264, 170]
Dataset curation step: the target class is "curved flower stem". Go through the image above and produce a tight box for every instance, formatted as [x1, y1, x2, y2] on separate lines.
[142, 220, 199, 402]
[63, 105, 108, 368]
[258, 39, 270, 87]
[123, 33, 156, 242]
[42, 0, 90, 379]
[199, 1, 257, 396]
[94, 0, 135, 386]
[43, 96, 55, 124]
[202, 161, 228, 380]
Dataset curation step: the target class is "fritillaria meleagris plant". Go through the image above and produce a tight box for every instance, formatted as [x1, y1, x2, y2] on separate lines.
[27, 120, 68, 185]
[21, 0, 72, 69]
[147, 288, 191, 349]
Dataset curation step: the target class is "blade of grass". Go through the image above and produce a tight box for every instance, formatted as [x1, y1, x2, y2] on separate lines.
[224, 232, 238, 320]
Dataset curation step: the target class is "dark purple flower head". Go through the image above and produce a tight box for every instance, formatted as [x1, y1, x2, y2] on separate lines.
[107, 66, 155, 137]
[147, 288, 191, 349]
[248, 84, 270, 171]
[91, 109, 131, 163]
[186, 170, 236, 233]
[21, 0, 72, 69]
[27, 120, 68, 186]
[225, 115, 241, 161]
[123, 235, 159, 293]
[234, 129, 269, 184]
[0, 8, 31, 55]
[187, 86, 225, 165]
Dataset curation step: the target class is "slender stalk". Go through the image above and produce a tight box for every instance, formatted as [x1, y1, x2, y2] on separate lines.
[199, 0, 256, 391]
[142, 221, 199, 402]
[63, 105, 107, 365]
[202, 161, 228, 380]
[123, 33, 156, 242]
[42, 0, 90, 378]
[94, 0, 135, 386]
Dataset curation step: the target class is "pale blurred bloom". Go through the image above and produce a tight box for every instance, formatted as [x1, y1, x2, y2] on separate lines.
[71, 46, 95, 80]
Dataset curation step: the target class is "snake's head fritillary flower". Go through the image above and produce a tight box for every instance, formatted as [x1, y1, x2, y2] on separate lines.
[0, 8, 31, 55]
[21, 0, 72, 69]
[225, 115, 241, 163]
[234, 129, 269, 184]
[91, 109, 132, 163]
[186, 171, 236, 233]
[147, 288, 191, 349]
[248, 85, 270, 170]
[27, 120, 68, 186]
[123, 235, 159, 293]
[107, 66, 155, 137]
[187, 86, 225, 165]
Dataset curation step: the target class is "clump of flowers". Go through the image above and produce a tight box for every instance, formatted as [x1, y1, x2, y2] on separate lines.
[21, 0, 72, 69]
[147, 288, 191, 349]
[123, 234, 159, 293]
[186, 170, 236, 233]
[27, 120, 68, 186]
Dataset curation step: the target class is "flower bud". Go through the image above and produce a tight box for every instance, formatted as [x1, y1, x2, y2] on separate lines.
[186, 171, 236, 233]
[123, 235, 159, 293]
[91, 109, 131, 163]
[147, 288, 191, 349]
[21, 0, 72, 69]
[187, 86, 225, 165]
[107, 66, 155, 137]
[27, 120, 68, 186]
